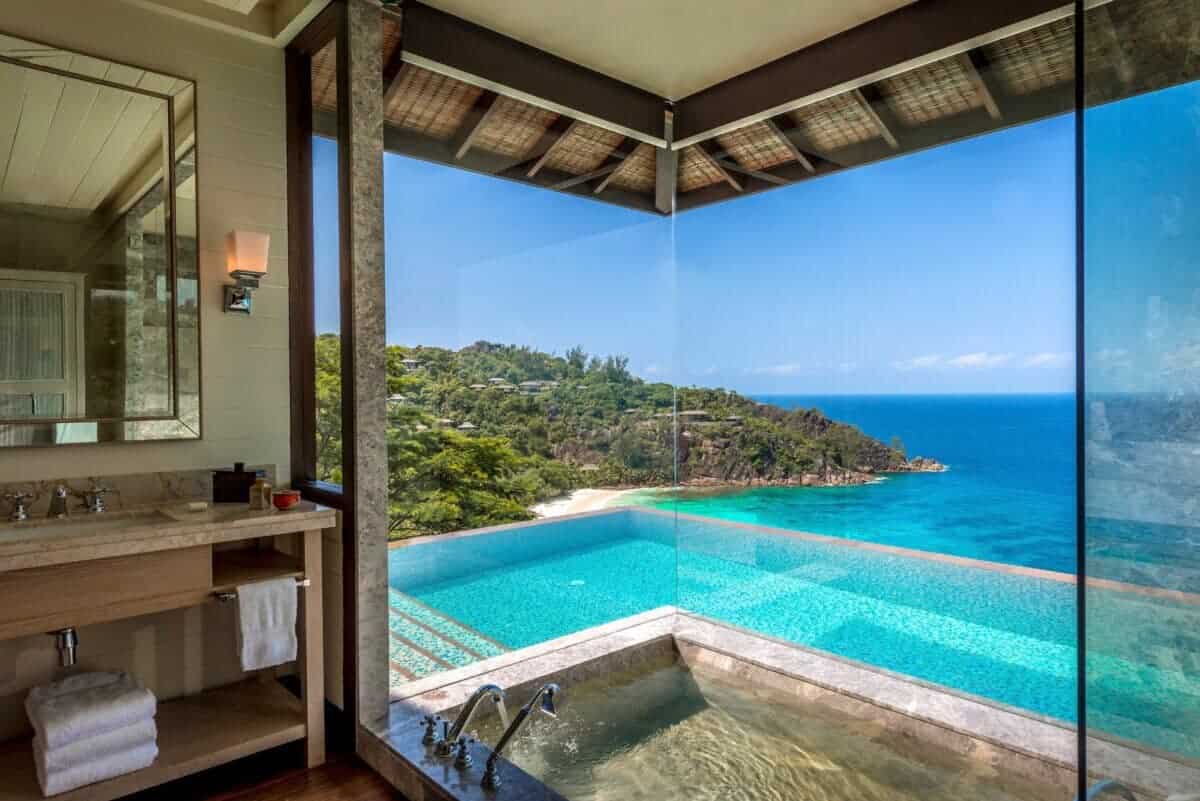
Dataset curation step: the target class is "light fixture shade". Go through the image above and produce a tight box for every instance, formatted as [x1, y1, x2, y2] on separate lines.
[226, 231, 270, 277]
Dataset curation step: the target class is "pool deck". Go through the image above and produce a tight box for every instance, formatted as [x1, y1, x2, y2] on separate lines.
[366, 607, 1200, 801]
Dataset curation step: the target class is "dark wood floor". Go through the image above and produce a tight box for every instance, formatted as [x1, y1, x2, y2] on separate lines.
[202, 758, 402, 801]
[126, 747, 403, 801]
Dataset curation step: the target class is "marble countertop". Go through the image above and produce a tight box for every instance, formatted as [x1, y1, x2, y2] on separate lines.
[0, 501, 336, 572]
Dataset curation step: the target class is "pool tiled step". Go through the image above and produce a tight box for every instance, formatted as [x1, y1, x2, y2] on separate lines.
[388, 589, 509, 682]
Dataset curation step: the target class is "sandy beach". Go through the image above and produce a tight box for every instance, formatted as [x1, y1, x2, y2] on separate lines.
[531, 488, 648, 518]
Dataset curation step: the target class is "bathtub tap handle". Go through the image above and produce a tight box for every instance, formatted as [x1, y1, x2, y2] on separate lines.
[452, 735, 475, 769]
[420, 714, 442, 745]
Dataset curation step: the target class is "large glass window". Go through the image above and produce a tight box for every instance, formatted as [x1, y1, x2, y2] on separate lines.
[311, 40, 343, 486]
[301, 2, 1200, 797]
[382, 150, 677, 686]
[1084, 0, 1200, 793]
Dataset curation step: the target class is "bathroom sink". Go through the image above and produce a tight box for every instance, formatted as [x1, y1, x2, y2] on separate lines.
[0, 508, 177, 543]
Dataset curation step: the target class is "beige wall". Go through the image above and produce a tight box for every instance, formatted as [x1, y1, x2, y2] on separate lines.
[0, 0, 291, 485]
[0, 1, 342, 736]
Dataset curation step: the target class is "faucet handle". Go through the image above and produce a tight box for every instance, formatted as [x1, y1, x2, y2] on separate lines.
[420, 714, 442, 745]
[5, 492, 32, 522]
[83, 482, 111, 513]
[452, 735, 475, 769]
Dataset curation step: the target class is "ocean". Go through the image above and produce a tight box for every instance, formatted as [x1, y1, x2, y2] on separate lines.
[631, 394, 1077, 574]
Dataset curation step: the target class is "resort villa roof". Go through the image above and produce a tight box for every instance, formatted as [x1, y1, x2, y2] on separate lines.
[308, 0, 1200, 216]
[487, 377, 507, 384]
[469, 383, 488, 389]
[457, 422, 477, 430]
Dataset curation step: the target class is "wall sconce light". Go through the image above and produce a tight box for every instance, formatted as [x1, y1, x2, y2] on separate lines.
[224, 231, 270, 314]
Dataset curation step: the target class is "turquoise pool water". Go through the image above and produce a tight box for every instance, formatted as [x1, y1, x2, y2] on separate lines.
[389, 509, 1200, 760]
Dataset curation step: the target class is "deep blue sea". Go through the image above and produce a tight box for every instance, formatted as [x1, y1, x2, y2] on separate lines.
[635, 394, 1077, 574]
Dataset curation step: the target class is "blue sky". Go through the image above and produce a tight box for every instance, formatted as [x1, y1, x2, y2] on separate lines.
[313, 111, 1078, 395]
[1085, 80, 1200, 395]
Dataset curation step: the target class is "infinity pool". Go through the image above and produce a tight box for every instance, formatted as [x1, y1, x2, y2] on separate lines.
[388, 508, 1200, 760]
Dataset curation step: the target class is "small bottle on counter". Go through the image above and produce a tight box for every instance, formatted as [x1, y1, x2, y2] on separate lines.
[249, 477, 273, 510]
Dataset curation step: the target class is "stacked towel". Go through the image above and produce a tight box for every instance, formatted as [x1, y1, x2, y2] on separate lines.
[236, 577, 298, 671]
[26, 672, 158, 797]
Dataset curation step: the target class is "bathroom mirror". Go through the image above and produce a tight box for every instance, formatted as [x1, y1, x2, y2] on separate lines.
[0, 33, 199, 447]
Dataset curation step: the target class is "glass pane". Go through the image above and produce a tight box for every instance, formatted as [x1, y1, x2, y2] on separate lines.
[312, 39, 342, 485]
[382, 148, 676, 690]
[0, 288, 64, 381]
[1084, 0, 1200, 795]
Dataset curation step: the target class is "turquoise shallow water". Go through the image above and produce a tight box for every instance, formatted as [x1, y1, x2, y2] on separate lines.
[633, 394, 1078, 573]
[390, 510, 1200, 760]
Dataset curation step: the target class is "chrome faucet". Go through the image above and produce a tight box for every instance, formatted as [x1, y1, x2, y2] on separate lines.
[82, 482, 110, 514]
[4, 492, 31, 522]
[435, 683, 507, 763]
[48, 485, 70, 518]
[481, 683, 560, 790]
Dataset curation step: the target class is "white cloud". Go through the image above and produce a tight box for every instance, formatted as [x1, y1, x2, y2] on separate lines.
[836, 362, 857, 374]
[642, 363, 662, 375]
[947, 352, 1013, 369]
[748, 362, 807, 376]
[1163, 343, 1200, 372]
[891, 354, 942, 371]
[1093, 348, 1131, 370]
[1022, 352, 1072, 369]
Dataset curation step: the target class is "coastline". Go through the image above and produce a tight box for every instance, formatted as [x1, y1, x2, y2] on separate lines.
[531, 488, 646, 518]
[531, 463, 949, 519]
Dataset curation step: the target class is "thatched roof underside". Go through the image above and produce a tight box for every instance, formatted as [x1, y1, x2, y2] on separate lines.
[311, 0, 1200, 213]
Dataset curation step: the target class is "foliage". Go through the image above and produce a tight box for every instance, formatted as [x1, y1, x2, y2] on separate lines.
[314, 338, 908, 539]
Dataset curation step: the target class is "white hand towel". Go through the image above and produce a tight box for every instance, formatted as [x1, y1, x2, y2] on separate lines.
[34, 739, 158, 797]
[36, 718, 157, 773]
[236, 577, 298, 671]
[26, 673, 156, 750]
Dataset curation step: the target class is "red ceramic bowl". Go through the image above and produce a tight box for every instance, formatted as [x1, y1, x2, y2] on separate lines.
[272, 490, 301, 511]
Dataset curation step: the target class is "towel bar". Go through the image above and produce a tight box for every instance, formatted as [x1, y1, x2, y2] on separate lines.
[213, 577, 311, 602]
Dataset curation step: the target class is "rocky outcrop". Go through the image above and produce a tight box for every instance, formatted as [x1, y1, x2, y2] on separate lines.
[892, 456, 948, 473]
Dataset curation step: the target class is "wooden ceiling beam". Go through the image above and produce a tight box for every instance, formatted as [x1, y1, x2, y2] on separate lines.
[402, 1, 665, 143]
[524, 118, 578, 178]
[554, 160, 621, 190]
[854, 87, 900, 150]
[714, 156, 789, 186]
[674, 0, 1070, 142]
[381, 45, 408, 108]
[452, 90, 500, 160]
[763, 118, 814, 173]
[693, 141, 742, 192]
[959, 51, 1003, 120]
[588, 137, 643, 194]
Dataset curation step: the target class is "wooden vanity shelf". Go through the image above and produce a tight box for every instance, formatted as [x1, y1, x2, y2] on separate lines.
[212, 548, 304, 589]
[0, 503, 335, 801]
[0, 679, 305, 801]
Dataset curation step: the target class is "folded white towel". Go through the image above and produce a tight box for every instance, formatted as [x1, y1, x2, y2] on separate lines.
[26, 673, 156, 750]
[236, 577, 298, 671]
[36, 718, 157, 774]
[34, 739, 158, 796]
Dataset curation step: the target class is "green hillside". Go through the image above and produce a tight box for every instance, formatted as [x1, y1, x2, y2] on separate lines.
[315, 336, 939, 538]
